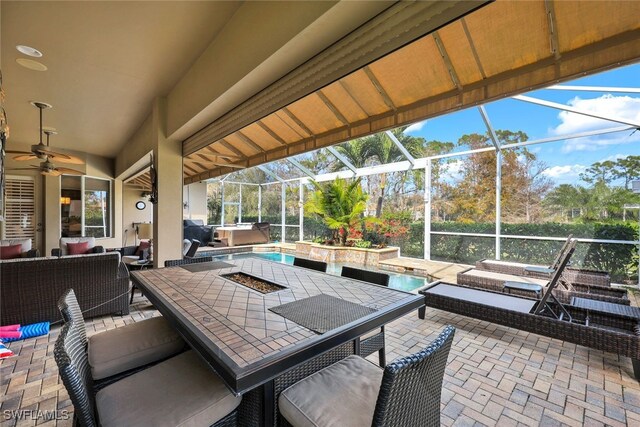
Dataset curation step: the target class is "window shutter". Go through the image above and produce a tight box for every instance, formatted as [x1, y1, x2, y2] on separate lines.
[4, 175, 36, 241]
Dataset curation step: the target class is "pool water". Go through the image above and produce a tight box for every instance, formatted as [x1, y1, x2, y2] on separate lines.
[212, 252, 429, 292]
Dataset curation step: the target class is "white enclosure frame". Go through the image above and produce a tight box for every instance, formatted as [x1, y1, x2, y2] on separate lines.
[205, 85, 640, 269]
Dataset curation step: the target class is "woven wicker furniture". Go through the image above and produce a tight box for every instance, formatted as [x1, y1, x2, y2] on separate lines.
[293, 256, 327, 272]
[130, 258, 424, 426]
[1, 252, 129, 325]
[279, 325, 455, 427]
[458, 268, 627, 305]
[53, 318, 241, 427]
[421, 251, 640, 381]
[51, 237, 105, 257]
[341, 266, 390, 367]
[460, 241, 627, 305]
[0, 238, 39, 258]
[58, 289, 185, 387]
[164, 255, 214, 267]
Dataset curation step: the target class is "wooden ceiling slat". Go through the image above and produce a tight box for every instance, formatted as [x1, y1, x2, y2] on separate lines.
[363, 66, 396, 111]
[261, 114, 302, 143]
[218, 139, 248, 157]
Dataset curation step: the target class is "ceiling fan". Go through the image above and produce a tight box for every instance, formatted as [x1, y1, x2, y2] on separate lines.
[7, 158, 85, 177]
[6, 101, 84, 165]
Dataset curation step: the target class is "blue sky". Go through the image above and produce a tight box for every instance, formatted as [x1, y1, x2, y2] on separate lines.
[403, 63, 640, 186]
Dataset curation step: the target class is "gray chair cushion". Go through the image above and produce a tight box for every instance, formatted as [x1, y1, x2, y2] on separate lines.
[88, 316, 185, 380]
[279, 355, 383, 427]
[96, 351, 241, 427]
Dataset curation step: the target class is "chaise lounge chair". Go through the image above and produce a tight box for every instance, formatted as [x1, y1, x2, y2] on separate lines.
[458, 240, 628, 305]
[475, 235, 611, 287]
[419, 247, 640, 380]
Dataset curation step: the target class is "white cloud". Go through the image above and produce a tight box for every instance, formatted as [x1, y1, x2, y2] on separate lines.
[404, 120, 427, 134]
[548, 94, 640, 152]
[542, 164, 587, 181]
[603, 153, 629, 162]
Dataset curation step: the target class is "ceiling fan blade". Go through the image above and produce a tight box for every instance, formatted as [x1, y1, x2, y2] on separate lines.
[12, 154, 38, 161]
[55, 167, 85, 175]
[38, 148, 71, 160]
[42, 170, 62, 177]
[5, 150, 34, 155]
[46, 152, 85, 165]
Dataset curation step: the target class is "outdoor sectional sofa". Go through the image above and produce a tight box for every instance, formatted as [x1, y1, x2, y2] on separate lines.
[0, 252, 129, 325]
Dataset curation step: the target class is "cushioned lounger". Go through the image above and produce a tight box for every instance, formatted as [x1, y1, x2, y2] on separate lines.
[426, 283, 536, 313]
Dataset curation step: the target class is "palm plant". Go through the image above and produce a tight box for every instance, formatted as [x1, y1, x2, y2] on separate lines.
[305, 177, 368, 246]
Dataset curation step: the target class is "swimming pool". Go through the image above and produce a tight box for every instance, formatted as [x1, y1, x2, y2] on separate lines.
[212, 252, 429, 292]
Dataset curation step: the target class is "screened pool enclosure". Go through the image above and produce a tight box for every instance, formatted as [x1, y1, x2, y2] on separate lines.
[201, 67, 640, 284]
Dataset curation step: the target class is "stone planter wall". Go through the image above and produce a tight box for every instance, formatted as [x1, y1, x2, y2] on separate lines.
[295, 241, 399, 266]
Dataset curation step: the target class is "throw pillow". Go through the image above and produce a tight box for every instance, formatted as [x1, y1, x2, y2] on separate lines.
[136, 241, 151, 257]
[67, 241, 91, 255]
[0, 244, 23, 260]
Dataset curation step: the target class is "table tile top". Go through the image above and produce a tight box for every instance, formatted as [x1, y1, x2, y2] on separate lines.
[132, 257, 414, 368]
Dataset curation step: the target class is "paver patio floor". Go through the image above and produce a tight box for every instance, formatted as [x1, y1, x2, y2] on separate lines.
[2, 293, 639, 426]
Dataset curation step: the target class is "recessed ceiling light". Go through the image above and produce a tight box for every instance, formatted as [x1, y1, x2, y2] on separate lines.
[16, 58, 47, 71]
[16, 45, 43, 57]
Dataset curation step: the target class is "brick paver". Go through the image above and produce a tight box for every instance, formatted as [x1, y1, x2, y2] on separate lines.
[2, 292, 640, 426]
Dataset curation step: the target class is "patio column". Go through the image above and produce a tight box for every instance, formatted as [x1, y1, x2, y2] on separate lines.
[152, 98, 183, 267]
[424, 161, 431, 260]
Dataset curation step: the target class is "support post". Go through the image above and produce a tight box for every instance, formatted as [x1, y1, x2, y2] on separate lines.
[281, 184, 286, 243]
[220, 182, 225, 226]
[258, 185, 262, 222]
[424, 161, 431, 260]
[495, 150, 502, 260]
[299, 181, 304, 242]
[151, 97, 183, 267]
[238, 184, 242, 223]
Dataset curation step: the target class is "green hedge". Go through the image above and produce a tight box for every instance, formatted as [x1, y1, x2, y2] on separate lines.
[430, 222, 637, 282]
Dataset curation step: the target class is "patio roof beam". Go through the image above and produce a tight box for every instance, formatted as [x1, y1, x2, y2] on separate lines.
[236, 131, 267, 153]
[478, 105, 501, 150]
[257, 121, 288, 146]
[363, 66, 396, 111]
[257, 165, 285, 183]
[433, 32, 462, 91]
[281, 107, 313, 137]
[218, 139, 246, 157]
[288, 158, 316, 179]
[326, 147, 357, 174]
[385, 130, 415, 166]
[513, 95, 640, 128]
[317, 91, 348, 126]
[547, 85, 640, 93]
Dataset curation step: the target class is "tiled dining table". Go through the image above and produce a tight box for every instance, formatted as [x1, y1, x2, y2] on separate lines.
[131, 257, 424, 426]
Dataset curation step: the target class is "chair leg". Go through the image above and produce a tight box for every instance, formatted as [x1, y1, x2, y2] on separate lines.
[418, 306, 426, 320]
[632, 358, 640, 381]
[378, 347, 386, 368]
[130, 285, 136, 304]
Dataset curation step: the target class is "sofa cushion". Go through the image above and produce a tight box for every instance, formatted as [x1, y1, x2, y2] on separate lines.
[0, 244, 23, 260]
[135, 241, 151, 257]
[67, 241, 91, 255]
[59, 237, 96, 256]
[96, 350, 241, 427]
[279, 355, 383, 427]
[1, 239, 32, 255]
[88, 316, 186, 380]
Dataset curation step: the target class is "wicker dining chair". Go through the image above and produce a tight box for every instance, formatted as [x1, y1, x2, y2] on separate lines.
[164, 255, 214, 267]
[341, 266, 390, 367]
[279, 325, 455, 427]
[54, 320, 241, 427]
[57, 289, 185, 388]
[293, 256, 328, 273]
